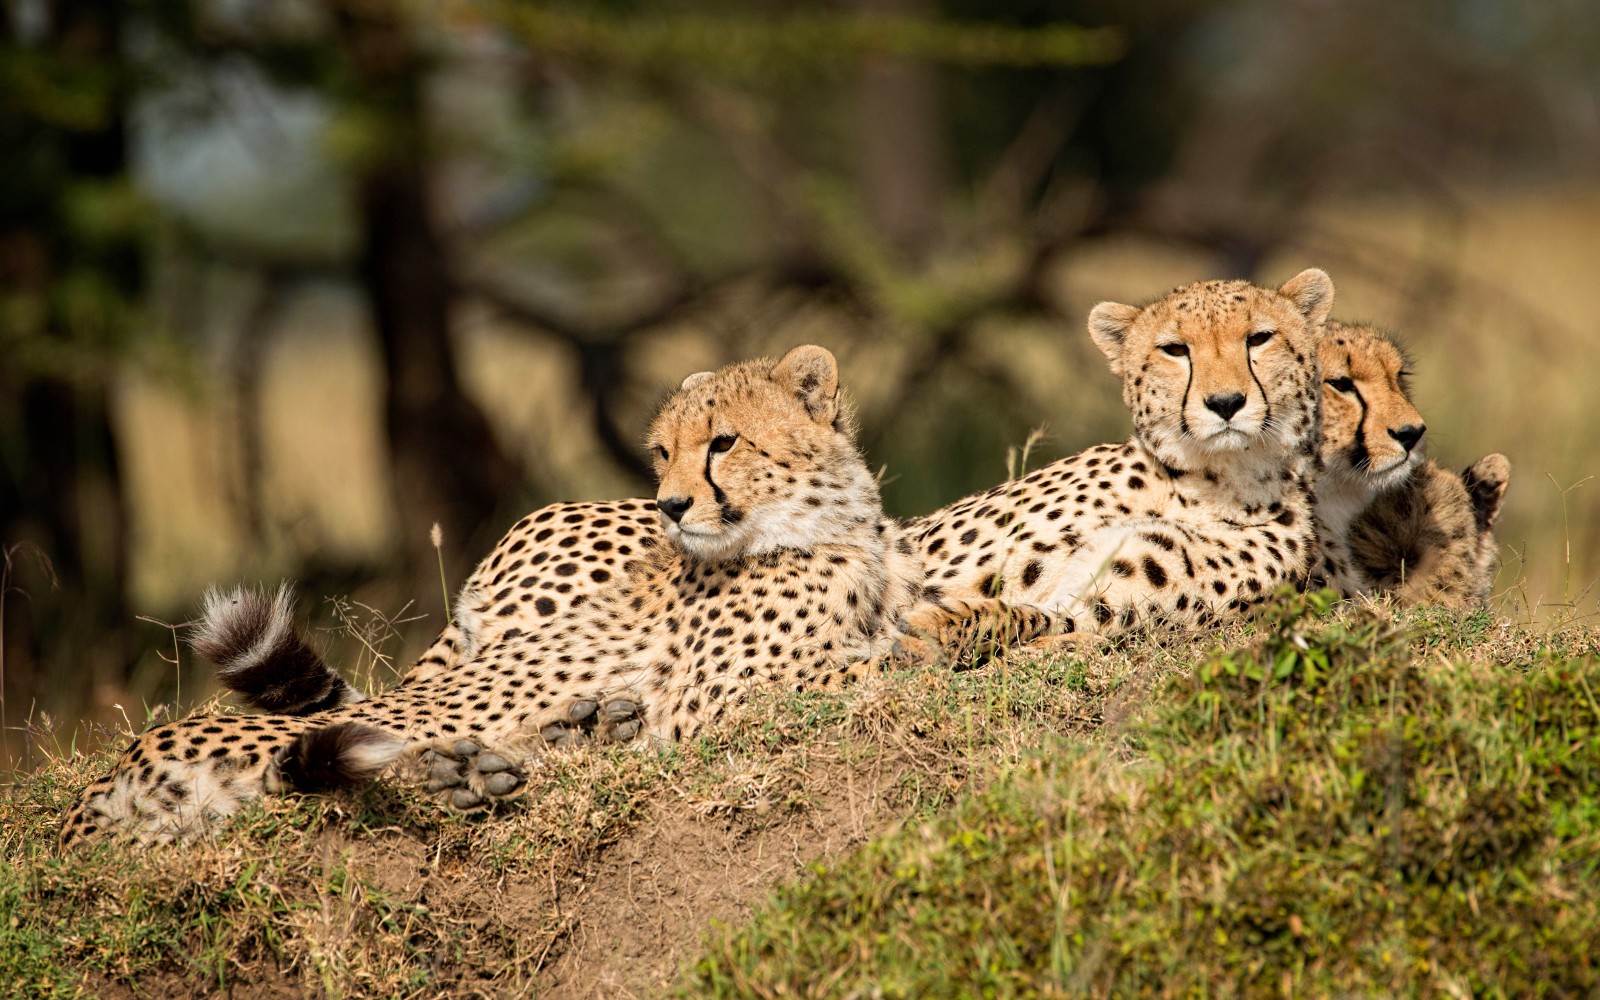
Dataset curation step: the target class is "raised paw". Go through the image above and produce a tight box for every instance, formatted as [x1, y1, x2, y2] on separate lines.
[414, 739, 528, 814]
[538, 695, 646, 749]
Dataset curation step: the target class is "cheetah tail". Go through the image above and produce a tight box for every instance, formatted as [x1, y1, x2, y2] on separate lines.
[191, 583, 365, 715]
[275, 722, 408, 792]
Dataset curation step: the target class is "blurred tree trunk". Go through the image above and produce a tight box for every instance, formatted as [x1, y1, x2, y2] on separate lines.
[334, 0, 527, 586]
[0, 0, 134, 745]
[852, 0, 948, 260]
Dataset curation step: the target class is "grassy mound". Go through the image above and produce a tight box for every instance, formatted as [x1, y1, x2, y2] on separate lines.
[686, 594, 1600, 996]
[6, 594, 1595, 996]
[0, 626, 1132, 996]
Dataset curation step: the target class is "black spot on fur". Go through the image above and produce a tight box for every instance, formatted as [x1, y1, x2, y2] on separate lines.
[1021, 561, 1042, 588]
[1143, 558, 1168, 588]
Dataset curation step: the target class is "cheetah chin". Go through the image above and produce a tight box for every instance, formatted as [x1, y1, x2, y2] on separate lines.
[1197, 425, 1258, 452]
[664, 522, 745, 561]
[1364, 451, 1421, 489]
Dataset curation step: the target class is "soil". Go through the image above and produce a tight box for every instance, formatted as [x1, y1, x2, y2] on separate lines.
[537, 755, 911, 997]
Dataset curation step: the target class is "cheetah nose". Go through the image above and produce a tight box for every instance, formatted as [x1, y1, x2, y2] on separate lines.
[658, 496, 694, 523]
[1389, 423, 1426, 453]
[1204, 392, 1247, 421]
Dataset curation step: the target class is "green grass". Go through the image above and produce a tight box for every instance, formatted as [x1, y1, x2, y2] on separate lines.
[684, 593, 1600, 997]
[5, 593, 1599, 996]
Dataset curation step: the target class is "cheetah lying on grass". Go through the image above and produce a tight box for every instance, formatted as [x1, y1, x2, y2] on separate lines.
[62, 278, 1512, 849]
[897, 270, 1336, 651]
[64, 346, 989, 847]
[1312, 321, 1510, 607]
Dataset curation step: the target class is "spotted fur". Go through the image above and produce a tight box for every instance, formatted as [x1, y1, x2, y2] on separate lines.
[1340, 453, 1510, 608]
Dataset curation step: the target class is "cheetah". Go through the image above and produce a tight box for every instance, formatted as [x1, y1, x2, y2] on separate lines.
[1313, 321, 1511, 607]
[60, 345, 938, 848]
[902, 270, 1335, 643]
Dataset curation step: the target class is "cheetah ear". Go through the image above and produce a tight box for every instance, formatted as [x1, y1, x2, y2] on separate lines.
[771, 344, 840, 424]
[1087, 302, 1141, 376]
[680, 371, 715, 392]
[1461, 453, 1511, 531]
[1278, 268, 1335, 333]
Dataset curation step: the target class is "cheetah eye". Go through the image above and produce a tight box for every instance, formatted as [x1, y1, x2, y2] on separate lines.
[709, 434, 737, 454]
[1326, 377, 1355, 393]
[654, 445, 669, 461]
[1158, 343, 1189, 358]
[1246, 330, 1275, 348]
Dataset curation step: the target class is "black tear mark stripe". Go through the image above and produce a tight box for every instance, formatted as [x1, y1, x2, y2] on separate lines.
[702, 410, 720, 497]
[702, 410, 741, 524]
[1179, 354, 1194, 437]
[705, 445, 730, 511]
[1349, 379, 1371, 469]
[1245, 345, 1271, 424]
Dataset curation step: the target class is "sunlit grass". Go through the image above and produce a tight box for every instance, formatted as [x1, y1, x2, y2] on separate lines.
[684, 594, 1600, 996]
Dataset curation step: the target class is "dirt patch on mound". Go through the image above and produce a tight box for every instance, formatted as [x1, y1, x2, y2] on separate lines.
[537, 750, 923, 997]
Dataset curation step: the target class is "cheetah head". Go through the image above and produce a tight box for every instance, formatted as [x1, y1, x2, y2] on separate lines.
[647, 344, 878, 561]
[1087, 269, 1333, 473]
[1318, 321, 1427, 493]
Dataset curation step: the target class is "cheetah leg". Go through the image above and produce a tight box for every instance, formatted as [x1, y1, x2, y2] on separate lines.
[844, 599, 1063, 680]
[999, 629, 1094, 663]
[407, 738, 530, 813]
[904, 599, 1062, 669]
[536, 694, 647, 748]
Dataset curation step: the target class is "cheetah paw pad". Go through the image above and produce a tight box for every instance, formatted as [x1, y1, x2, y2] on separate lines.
[539, 696, 645, 749]
[416, 739, 528, 813]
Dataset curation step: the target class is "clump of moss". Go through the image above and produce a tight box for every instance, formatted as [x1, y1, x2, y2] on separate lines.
[685, 592, 1600, 996]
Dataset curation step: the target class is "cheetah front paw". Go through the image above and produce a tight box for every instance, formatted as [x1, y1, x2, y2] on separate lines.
[538, 696, 646, 748]
[415, 739, 528, 813]
[888, 631, 942, 665]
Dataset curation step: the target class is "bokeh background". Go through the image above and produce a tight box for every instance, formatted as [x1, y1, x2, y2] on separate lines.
[4, 0, 1598, 763]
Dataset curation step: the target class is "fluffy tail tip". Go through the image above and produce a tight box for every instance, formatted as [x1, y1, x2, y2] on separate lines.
[191, 583, 295, 669]
[191, 583, 364, 714]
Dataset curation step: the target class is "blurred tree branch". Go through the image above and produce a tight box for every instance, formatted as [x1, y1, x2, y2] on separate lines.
[486, 4, 1124, 79]
[331, 0, 531, 584]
